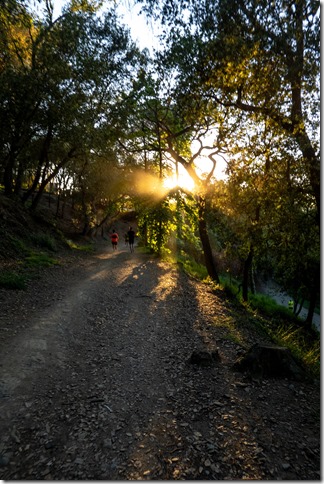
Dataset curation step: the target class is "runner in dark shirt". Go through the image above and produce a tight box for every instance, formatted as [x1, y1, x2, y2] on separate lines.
[127, 227, 135, 253]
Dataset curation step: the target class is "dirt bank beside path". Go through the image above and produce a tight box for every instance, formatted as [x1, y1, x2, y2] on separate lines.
[0, 243, 320, 480]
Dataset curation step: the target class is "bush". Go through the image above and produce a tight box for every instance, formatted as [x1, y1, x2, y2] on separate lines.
[8, 235, 28, 254]
[177, 253, 208, 280]
[30, 233, 57, 251]
[0, 271, 27, 290]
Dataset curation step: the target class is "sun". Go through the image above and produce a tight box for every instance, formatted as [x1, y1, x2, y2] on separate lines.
[163, 172, 195, 192]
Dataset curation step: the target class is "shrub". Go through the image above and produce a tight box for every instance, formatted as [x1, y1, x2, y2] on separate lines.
[0, 271, 27, 290]
[31, 233, 57, 251]
[178, 255, 208, 280]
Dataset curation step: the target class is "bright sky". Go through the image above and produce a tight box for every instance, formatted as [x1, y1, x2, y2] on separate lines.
[51, 0, 157, 52]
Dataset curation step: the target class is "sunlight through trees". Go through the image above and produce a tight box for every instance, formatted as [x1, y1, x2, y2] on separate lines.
[0, 0, 319, 326]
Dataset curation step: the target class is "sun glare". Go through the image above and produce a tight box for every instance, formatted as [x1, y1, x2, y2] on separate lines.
[163, 172, 195, 192]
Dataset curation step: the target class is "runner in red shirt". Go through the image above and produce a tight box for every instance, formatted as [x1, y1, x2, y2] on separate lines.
[110, 230, 119, 250]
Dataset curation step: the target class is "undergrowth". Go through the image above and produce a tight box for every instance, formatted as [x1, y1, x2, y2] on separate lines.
[30, 233, 57, 251]
[0, 271, 27, 290]
[24, 253, 60, 268]
[175, 252, 208, 280]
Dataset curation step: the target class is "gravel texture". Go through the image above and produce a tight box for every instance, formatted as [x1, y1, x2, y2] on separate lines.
[0, 241, 320, 480]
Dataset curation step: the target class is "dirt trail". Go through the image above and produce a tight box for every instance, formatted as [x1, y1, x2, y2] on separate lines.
[0, 243, 320, 480]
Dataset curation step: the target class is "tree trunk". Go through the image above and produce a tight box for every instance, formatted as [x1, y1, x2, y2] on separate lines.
[14, 159, 26, 196]
[242, 245, 254, 302]
[81, 189, 90, 236]
[3, 151, 16, 195]
[305, 265, 320, 328]
[56, 193, 61, 217]
[22, 126, 53, 204]
[305, 290, 317, 328]
[249, 264, 256, 294]
[197, 195, 219, 283]
[157, 217, 163, 255]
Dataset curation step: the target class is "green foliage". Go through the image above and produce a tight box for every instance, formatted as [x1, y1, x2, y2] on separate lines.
[0, 271, 27, 290]
[172, 193, 203, 261]
[30, 233, 57, 251]
[137, 0, 319, 319]
[219, 275, 300, 322]
[177, 252, 208, 280]
[0, 0, 143, 208]
[24, 253, 59, 268]
[65, 239, 95, 252]
[138, 199, 176, 254]
[248, 293, 297, 322]
[8, 235, 29, 255]
[268, 325, 320, 379]
[218, 275, 241, 299]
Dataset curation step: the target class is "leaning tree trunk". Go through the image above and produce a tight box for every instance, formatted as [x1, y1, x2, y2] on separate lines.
[242, 245, 254, 302]
[197, 195, 219, 283]
[30, 148, 76, 211]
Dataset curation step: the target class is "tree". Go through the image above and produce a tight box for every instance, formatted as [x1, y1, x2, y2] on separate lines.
[129, 71, 226, 280]
[0, 1, 142, 209]
[136, 0, 319, 321]
[139, 0, 319, 225]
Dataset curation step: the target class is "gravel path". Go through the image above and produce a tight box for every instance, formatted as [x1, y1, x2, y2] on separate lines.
[0, 243, 320, 480]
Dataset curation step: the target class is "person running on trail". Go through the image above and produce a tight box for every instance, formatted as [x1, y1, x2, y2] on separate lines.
[127, 226, 135, 253]
[110, 229, 119, 250]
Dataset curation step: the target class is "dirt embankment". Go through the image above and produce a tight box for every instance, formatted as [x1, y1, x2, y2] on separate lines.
[0, 242, 320, 480]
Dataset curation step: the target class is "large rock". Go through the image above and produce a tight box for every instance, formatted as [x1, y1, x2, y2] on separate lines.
[188, 349, 221, 367]
[233, 344, 307, 381]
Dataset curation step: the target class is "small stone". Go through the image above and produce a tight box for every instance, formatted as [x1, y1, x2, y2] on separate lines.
[103, 438, 112, 448]
[0, 455, 10, 467]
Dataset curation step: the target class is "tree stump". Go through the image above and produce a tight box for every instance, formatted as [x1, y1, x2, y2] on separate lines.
[233, 344, 307, 381]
